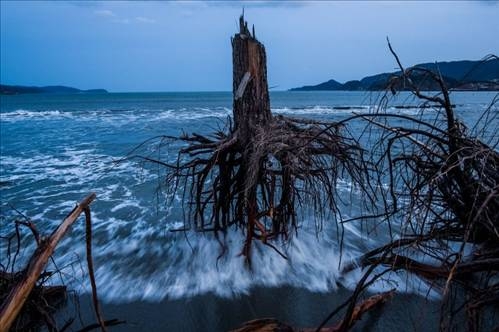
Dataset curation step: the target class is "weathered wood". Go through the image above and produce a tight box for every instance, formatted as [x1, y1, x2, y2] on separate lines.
[157, 14, 365, 262]
[230, 291, 394, 332]
[235, 72, 252, 100]
[0, 193, 96, 332]
[330, 290, 394, 332]
[230, 318, 294, 332]
[231, 14, 273, 261]
[232, 14, 271, 143]
[84, 206, 107, 332]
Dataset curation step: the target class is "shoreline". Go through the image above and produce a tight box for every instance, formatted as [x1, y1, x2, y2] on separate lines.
[59, 286, 441, 331]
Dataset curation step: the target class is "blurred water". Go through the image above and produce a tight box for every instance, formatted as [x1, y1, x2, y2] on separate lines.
[0, 91, 497, 303]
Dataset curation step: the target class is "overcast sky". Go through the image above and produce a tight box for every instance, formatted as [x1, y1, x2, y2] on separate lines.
[1, 1, 498, 92]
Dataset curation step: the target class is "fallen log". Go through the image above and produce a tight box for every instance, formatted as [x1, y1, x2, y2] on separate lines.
[0, 193, 96, 332]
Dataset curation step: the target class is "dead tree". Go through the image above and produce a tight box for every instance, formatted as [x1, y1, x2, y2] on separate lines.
[149, 15, 367, 262]
[335, 48, 499, 332]
[136, 15, 498, 332]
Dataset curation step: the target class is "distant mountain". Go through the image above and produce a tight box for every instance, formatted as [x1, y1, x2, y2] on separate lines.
[0, 84, 108, 95]
[293, 79, 343, 91]
[290, 58, 499, 91]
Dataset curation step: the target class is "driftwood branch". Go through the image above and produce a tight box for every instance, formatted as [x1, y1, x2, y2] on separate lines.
[230, 290, 394, 332]
[0, 193, 97, 332]
[84, 206, 107, 332]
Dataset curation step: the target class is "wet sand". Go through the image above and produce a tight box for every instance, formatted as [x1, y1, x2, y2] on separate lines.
[59, 286, 441, 331]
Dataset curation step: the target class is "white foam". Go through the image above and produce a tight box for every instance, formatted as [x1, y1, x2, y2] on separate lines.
[69, 227, 350, 302]
[1, 143, 438, 302]
[50, 217, 440, 303]
[1, 105, 431, 125]
[0, 107, 235, 125]
[272, 106, 371, 115]
[0, 109, 73, 122]
[0, 104, 451, 303]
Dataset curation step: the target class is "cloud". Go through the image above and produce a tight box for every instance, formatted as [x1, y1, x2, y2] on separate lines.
[112, 18, 131, 24]
[93, 9, 156, 25]
[135, 16, 156, 24]
[94, 9, 116, 17]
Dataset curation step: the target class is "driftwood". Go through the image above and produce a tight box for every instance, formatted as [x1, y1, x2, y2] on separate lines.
[230, 318, 294, 332]
[230, 290, 394, 332]
[0, 193, 102, 332]
[335, 47, 499, 331]
[324, 290, 395, 332]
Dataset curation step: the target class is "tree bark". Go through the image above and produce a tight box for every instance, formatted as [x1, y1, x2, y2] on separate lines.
[232, 14, 271, 143]
[231, 14, 273, 261]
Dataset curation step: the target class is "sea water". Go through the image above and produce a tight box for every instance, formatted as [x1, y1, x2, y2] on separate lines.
[1, 91, 497, 307]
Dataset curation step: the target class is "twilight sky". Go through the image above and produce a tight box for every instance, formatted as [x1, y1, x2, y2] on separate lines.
[1, 1, 498, 92]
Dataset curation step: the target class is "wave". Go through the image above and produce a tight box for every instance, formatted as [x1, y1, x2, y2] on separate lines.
[0, 107, 233, 123]
[0, 148, 147, 185]
[0, 103, 455, 303]
[48, 220, 439, 303]
[0, 105, 435, 124]
[0, 109, 72, 121]
[0, 147, 439, 302]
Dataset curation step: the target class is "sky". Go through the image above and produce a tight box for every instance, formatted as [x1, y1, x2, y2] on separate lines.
[1, 1, 498, 92]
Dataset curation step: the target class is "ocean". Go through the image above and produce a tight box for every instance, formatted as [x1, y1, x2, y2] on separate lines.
[1, 91, 497, 330]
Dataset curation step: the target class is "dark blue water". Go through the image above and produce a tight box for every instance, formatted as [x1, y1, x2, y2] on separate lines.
[0, 91, 497, 305]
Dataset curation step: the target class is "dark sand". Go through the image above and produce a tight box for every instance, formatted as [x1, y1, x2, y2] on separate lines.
[58, 286, 441, 331]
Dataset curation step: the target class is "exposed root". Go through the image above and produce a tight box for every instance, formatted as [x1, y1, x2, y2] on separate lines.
[159, 114, 366, 262]
[336, 45, 499, 331]
[146, 15, 370, 263]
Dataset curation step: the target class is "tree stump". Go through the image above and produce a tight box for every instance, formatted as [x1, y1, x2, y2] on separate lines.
[232, 14, 271, 143]
[159, 14, 364, 262]
[230, 15, 274, 259]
